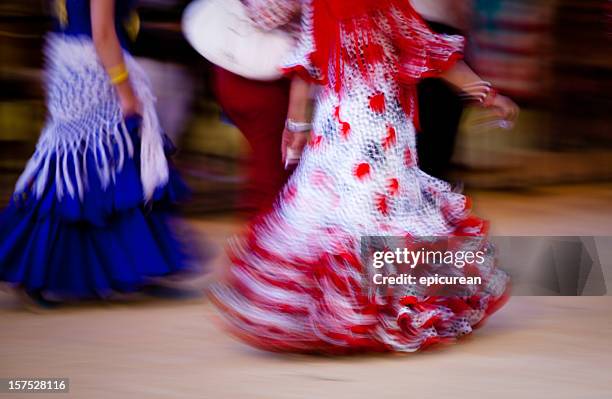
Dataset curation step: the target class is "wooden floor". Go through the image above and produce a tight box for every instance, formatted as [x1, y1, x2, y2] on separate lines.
[1, 183, 612, 398]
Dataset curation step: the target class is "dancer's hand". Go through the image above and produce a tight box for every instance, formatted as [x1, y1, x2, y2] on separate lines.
[283, 76, 313, 168]
[117, 82, 142, 117]
[281, 129, 309, 169]
[488, 94, 519, 123]
[441, 61, 519, 124]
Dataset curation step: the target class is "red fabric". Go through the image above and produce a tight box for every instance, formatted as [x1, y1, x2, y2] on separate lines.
[353, 162, 371, 180]
[382, 125, 397, 149]
[301, 0, 464, 93]
[211, 67, 291, 213]
[212, 223, 509, 353]
[369, 92, 386, 113]
[324, 0, 392, 19]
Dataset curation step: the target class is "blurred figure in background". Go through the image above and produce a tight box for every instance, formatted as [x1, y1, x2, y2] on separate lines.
[210, 0, 302, 214]
[211, 68, 291, 213]
[0, 0, 194, 305]
[412, 0, 474, 179]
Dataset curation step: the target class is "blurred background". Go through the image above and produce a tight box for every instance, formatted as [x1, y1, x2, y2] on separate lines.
[0, 0, 611, 212]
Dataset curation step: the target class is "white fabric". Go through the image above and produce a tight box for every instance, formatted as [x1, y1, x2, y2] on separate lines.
[181, 0, 296, 81]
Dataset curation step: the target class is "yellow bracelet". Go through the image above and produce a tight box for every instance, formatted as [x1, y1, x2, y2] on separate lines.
[107, 64, 129, 85]
[110, 70, 129, 85]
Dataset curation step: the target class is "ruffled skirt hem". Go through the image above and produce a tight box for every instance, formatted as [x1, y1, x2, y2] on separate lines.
[210, 211, 510, 354]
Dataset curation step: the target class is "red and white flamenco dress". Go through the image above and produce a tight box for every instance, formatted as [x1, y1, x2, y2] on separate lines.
[211, 0, 510, 353]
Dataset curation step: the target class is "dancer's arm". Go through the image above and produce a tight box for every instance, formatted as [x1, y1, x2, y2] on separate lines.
[91, 0, 140, 116]
[440, 60, 519, 121]
[282, 76, 312, 167]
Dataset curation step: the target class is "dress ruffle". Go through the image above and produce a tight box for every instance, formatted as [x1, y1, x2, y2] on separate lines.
[211, 207, 509, 353]
[211, 156, 509, 353]
[0, 205, 191, 300]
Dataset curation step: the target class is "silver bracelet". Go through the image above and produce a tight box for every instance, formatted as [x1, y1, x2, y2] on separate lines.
[285, 119, 312, 133]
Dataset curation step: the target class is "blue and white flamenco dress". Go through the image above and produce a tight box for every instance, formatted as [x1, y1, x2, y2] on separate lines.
[0, 1, 196, 300]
